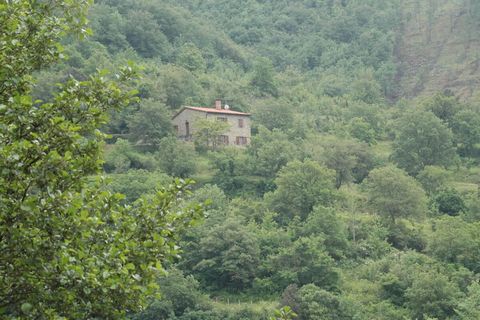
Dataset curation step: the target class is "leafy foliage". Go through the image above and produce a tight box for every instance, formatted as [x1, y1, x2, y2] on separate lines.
[427, 216, 480, 273]
[391, 111, 456, 175]
[363, 166, 427, 224]
[186, 216, 261, 291]
[127, 99, 173, 149]
[266, 160, 337, 222]
[0, 1, 203, 318]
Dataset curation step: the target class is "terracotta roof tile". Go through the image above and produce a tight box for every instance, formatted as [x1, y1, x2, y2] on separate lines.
[185, 106, 251, 116]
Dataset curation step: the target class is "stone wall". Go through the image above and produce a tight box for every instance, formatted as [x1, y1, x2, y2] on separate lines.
[172, 108, 251, 146]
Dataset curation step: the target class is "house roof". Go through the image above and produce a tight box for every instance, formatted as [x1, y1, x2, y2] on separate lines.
[172, 106, 251, 119]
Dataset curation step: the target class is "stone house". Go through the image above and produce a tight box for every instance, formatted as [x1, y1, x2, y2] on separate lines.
[172, 99, 251, 146]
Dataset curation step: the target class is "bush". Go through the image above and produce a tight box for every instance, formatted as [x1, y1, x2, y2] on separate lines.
[433, 188, 466, 216]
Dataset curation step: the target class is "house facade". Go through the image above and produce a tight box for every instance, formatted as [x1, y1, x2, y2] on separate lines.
[172, 99, 251, 146]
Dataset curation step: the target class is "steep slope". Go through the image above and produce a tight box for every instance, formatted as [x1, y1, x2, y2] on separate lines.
[173, 0, 401, 72]
[395, 0, 480, 100]
[171, 0, 403, 100]
[175, 0, 480, 101]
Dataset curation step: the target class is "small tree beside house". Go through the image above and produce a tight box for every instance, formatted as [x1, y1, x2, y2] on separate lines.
[194, 117, 231, 152]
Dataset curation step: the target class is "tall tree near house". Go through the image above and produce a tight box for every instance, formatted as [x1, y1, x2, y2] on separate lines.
[0, 1, 202, 318]
[127, 99, 173, 150]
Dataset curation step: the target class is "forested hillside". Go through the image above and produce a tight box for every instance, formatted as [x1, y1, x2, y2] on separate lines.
[3, 0, 480, 319]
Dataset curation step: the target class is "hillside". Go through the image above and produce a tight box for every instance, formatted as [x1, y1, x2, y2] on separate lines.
[395, 0, 480, 100]
[172, 0, 480, 100]
[4, 0, 480, 319]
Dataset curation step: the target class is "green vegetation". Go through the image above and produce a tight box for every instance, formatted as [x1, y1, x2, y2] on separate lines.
[3, 0, 480, 319]
[0, 1, 202, 318]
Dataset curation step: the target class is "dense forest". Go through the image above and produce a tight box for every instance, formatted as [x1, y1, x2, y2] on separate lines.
[2, 0, 480, 319]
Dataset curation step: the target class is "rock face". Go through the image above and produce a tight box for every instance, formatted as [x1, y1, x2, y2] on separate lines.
[394, 0, 480, 100]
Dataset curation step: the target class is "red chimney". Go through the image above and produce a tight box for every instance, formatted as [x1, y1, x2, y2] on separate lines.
[215, 99, 222, 110]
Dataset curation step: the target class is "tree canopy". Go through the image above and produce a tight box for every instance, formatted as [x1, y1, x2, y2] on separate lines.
[363, 166, 428, 224]
[0, 1, 202, 318]
[391, 110, 456, 175]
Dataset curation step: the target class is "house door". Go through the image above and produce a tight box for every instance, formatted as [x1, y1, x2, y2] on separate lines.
[185, 121, 190, 139]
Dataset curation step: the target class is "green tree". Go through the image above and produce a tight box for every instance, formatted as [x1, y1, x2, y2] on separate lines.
[296, 284, 352, 320]
[345, 102, 385, 137]
[300, 206, 349, 260]
[416, 166, 449, 195]
[124, 9, 172, 59]
[89, 3, 130, 53]
[190, 216, 261, 291]
[347, 117, 377, 145]
[186, 184, 228, 212]
[251, 57, 278, 97]
[157, 136, 197, 178]
[159, 64, 199, 108]
[127, 99, 173, 149]
[107, 169, 170, 203]
[269, 236, 339, 289]
[433, 188, 466, 216]
[312, 136, 377, 188]
[405, 271, 462, 319]
[209, 148, 255, 196]
[365, 251, 470, 320]
[351, 69, 384, 104]
[0, 1, 202, 318]
[104, 138, 156, 173]
[421, 92, 460, 124]
[363, 166, 428, 224]
[450, 109, 480, 157]
[392, 110, 456, 175]
[253, 98, 295, 132]
[193, 117, 231, 152]
[176, 42, 206, 72]
[427, 216, 480, 273]
[133, 269, 205, 320]
[248, 127, 300, 179]
[455, 282, 480, 320]
[266, 160, 337, 222]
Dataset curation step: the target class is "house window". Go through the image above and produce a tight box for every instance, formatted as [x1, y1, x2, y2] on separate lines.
[217, 117, 227, 122]
[238, 118, 244, 128]
[218, 135, 229, 145]
[236, 136, 248, 145]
